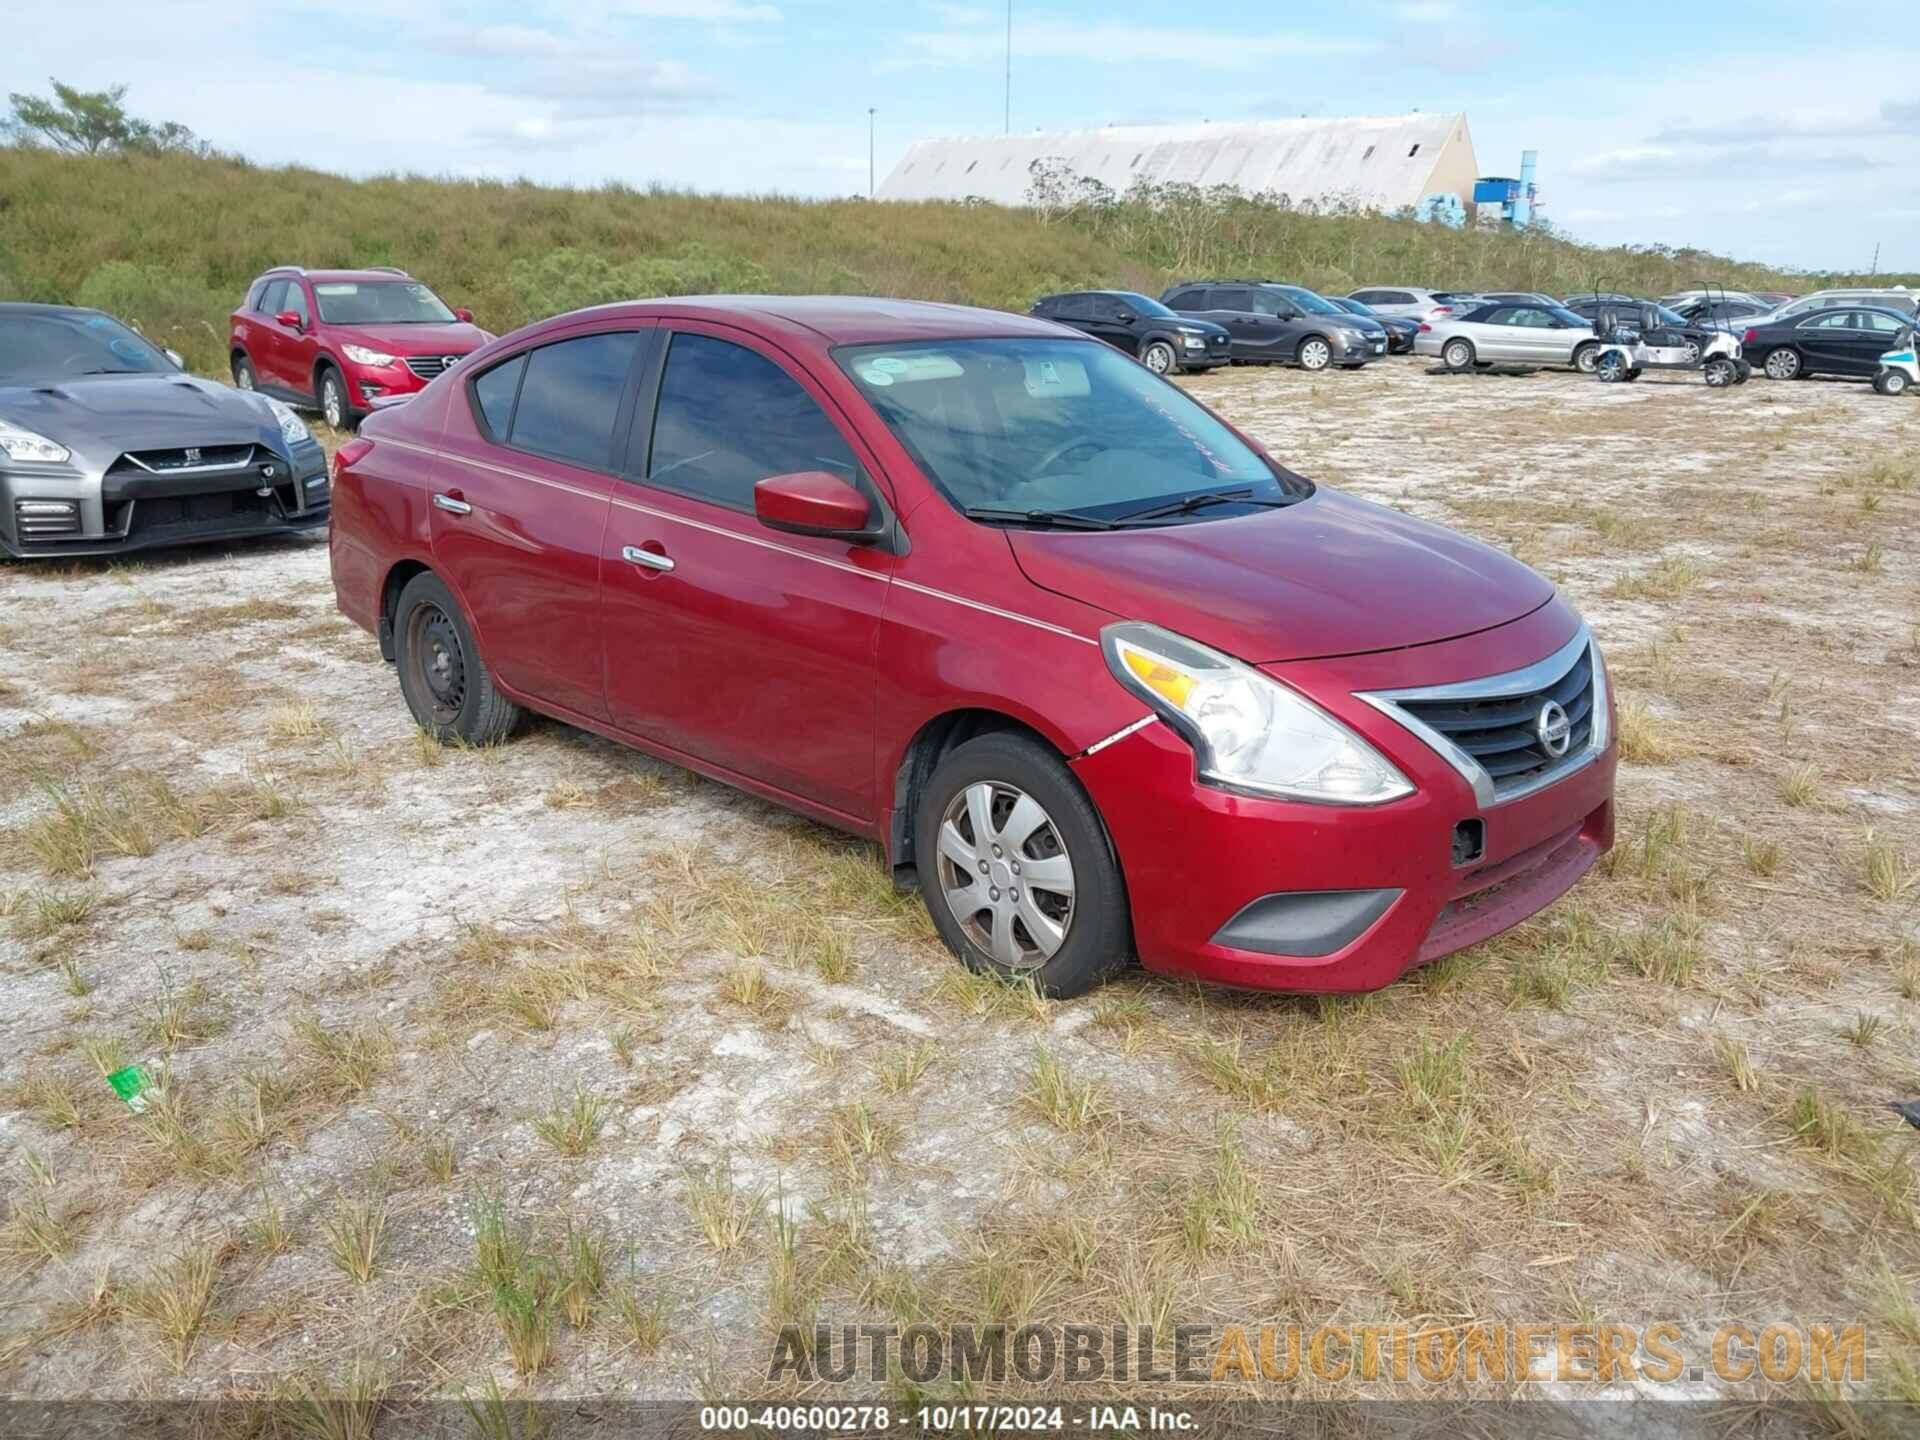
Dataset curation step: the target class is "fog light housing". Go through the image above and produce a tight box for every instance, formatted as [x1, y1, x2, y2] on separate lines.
[15, 499, 80, 537]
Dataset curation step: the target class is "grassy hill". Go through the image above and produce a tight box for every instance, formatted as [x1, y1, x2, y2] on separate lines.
[0, 144, 1905, 377]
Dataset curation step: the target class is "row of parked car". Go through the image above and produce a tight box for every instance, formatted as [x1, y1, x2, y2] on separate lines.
[1030, 279, 1920, 390]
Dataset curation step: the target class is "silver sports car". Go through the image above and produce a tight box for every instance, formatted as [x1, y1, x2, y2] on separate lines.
[1413, 299, 1602, 374]
[1, 303, 329, 559]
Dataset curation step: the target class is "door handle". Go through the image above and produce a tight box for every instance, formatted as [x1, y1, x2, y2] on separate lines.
[432, 494, 472, 515]
[622, 545, 675, 573]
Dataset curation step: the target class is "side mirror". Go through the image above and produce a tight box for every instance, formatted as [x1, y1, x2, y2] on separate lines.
[454, 307, 474, 323]
[275, 310, 303, 332]
[753, 471, 875, 541]
[163, 348, 185, 368]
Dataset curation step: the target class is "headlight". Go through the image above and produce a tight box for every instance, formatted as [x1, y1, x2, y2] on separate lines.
[1101, 622, 1413, 805]
[342, 345, 398, 368]
[0, 417, 71, 465]
[263, 397, 313, 449]
[1182, 335, 1207, 350]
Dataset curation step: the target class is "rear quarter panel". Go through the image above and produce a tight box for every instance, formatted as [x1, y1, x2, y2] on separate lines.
[328, 384, 452, 635]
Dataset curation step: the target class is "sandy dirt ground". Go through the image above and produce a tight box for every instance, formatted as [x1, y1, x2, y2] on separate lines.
[1, 355, 1917, 1428]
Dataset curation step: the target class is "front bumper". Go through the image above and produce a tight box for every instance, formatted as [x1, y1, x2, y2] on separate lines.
[0, 441, 330, 559]
[1071, 606, 1617, 993]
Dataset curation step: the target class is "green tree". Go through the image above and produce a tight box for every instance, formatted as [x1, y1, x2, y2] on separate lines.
[4, 78, 203, 156]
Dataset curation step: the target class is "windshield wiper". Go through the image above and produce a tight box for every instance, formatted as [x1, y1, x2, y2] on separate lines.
[963, 506, 1117, 531]
[1113, 489, 1294, 524]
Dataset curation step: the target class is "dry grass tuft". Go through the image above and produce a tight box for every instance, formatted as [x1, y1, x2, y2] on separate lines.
[683, 1159, 764, 1254]
[321, 1191, 389, 1284]
[532, 1085, 610, 1158]
[124, 1242, 223, 1372]
[1022, 1049, 1109, 1132]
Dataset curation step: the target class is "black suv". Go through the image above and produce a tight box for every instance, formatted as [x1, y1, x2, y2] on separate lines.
[1030, 291, 1231, 374]
[1161, 281, 1384, 369]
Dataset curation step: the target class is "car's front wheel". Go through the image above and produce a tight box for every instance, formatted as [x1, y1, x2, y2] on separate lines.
[1703, 356, 1737, 388]
[393, 572, 521, 745]
[915, 731, 1131, 999]
[1762, 347, 1802, 381]
[1297, 336, 1333, 371]
[1572, 342, 1599, 374]
[232, 353, 257, 391]
[1875, 368, 1911, 396]
[319, 366, 352, 430]
[1141, 339, 1176, 375]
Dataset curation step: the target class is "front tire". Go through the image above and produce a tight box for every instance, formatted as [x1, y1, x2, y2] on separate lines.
[1875, 368, 1911, 396]
[392, 572, 521, 746]
[1703, 357, 1737, 387]
[1762, 347, 1802, 381]
[232, 353, 257, 391]
[1441, 338, 1475, 372]
[319, 365, 352, 430]
[1595, 351, 1628, 383]
[1297, 336, 1333, 371]
[914, 732, 1131, 999]
[1141, 339, 1176, 375]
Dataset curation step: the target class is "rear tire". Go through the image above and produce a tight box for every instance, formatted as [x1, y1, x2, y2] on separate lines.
[1441, 338, 1475, 372]
[1703, 357, 1736, 388]
[232, 353, 257, 391]
[1572, 342, 1599, 375]
[1595, 351, 1627, 383]
[914, 731, 1131, 999]
[392, 572, 521, 746]
[1762, 347, 1801, 381]
[1141, 339, 1176, 375]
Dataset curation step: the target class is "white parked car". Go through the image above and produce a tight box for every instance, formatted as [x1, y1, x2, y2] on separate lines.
[1347, 286, 1468, 323]
[1414, 300, 1601, 373]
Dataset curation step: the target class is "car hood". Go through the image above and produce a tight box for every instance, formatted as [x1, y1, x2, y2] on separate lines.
[1007, 488, 1555, 663]
[329, 321, 490, 354]
[0, 374, 292, 468]
[1324, 313, 1386, 334]
[1168, 318, 1231, 338]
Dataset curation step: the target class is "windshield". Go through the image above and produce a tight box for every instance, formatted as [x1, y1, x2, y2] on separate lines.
[1276, 286, 1341, 315]
[311, 281, 457, 325]
[835, 338, 1308, 524]
[0, 311, 174, 382]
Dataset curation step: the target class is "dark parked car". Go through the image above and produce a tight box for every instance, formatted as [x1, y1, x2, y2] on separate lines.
[1, 303, 328, 559]
[230, 266, 491, 430]
[1030, 291, 1230, 374]
[1327, 296, 1417, 353]
[1741, 306, 1915, 382]
[1670, 297, 1771, 334]
[330, 296, 1614, 997]
[1161, 281, 1384, 369]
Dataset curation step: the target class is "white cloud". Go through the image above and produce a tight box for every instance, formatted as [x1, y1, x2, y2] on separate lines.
[896, 16, 1370, 68]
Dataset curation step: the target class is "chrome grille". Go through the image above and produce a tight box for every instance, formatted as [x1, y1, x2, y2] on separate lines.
[123, 444, 255, 474]
[1360, 628, 1607, 807]
[403, 355, 461, 380]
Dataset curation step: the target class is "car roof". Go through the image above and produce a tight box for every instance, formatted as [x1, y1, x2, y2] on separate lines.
[517, 296, 1068, 349]
[0, 302, 112, 319]
[260, 269, 424, 285]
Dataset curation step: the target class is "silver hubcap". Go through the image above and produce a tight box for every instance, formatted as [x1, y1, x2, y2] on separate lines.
[1446, 343, 1469, 368]
[1766, 351, 1797, 379]
[325, 381, 343, 426]
[937, 781, 1075, 971]
[1302, 341, 1330, 369]
[236, 365, 253, 390]
[1145, 345, 1172, 373]
[1576, 348, 1595, 372]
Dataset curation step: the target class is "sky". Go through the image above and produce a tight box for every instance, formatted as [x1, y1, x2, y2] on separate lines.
[6, 0, 1917, 272]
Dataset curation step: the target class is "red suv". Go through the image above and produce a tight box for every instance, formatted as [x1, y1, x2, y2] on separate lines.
[229, 267, 490, 430]
[329, 297, 1616, 997]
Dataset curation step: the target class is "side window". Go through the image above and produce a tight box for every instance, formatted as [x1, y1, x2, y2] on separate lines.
[1509, 308, 1553, 328]
[259, 280, 287, 316]
[1058, 295, 1096, 322]
[1801, 312, 1850, 330]
[1247, 290, 1287, 317]
[644, 332, 856, 511]
[1857, 310, 1903, 333]
[508, 331, 639, 469]
[1164, 289, 1203, 310]
[1385, 291, 1416, 305]
[1349, 290, 1382, 305]
[282, 283, 310, 327]
[470, 353, 526, 440]
[245, 279, 269, 312]
[1211, 287, 1253, 312]
[1033, 297, 1060, 317]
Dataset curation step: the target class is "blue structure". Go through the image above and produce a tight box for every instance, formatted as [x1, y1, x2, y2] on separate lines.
[1473, 150, 1538, 228]
[1413, 192, 1467, 228]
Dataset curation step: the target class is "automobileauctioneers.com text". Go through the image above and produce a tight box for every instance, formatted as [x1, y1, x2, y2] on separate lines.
[769, 1321, 1866, 1387]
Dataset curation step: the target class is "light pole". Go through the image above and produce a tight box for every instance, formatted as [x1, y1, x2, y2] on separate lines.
[868, 107, 877, 199]
[1004, 0, 1012, 133]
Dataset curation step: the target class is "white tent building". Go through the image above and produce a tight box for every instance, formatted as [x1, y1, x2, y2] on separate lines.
[877, 113, 1478, 218]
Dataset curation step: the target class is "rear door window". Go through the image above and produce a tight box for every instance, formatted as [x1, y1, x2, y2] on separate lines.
[640, 332, 857, 511]
[1164, 288, 1204, 309]
[470, 354, 526, 440]
[1210, 287, 1253, 312]
[506, 331, 640, 470]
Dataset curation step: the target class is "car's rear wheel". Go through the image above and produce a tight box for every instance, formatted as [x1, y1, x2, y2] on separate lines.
[1572, 342, 1599, 374]
[1441, 338, 1475, 372]
[915, 731, 1130, 999]
[232, 353, 257, 391]
[319, 366, 351, 430]
[393, 572, 521, 745]
[1297, 336, 1333, 371]
[1763, 347, 1802, 380]
[1141, 339, 1176, 375]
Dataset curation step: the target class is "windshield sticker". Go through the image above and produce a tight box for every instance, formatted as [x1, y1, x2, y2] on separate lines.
[1023, 356, 1089, 397]
[853, 353, 965, 387]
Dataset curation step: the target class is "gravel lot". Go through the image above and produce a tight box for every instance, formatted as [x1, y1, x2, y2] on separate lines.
[2, 355, 1917, 1423]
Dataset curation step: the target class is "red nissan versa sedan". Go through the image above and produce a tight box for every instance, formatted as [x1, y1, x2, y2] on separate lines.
[328, 297, 1616, 997]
